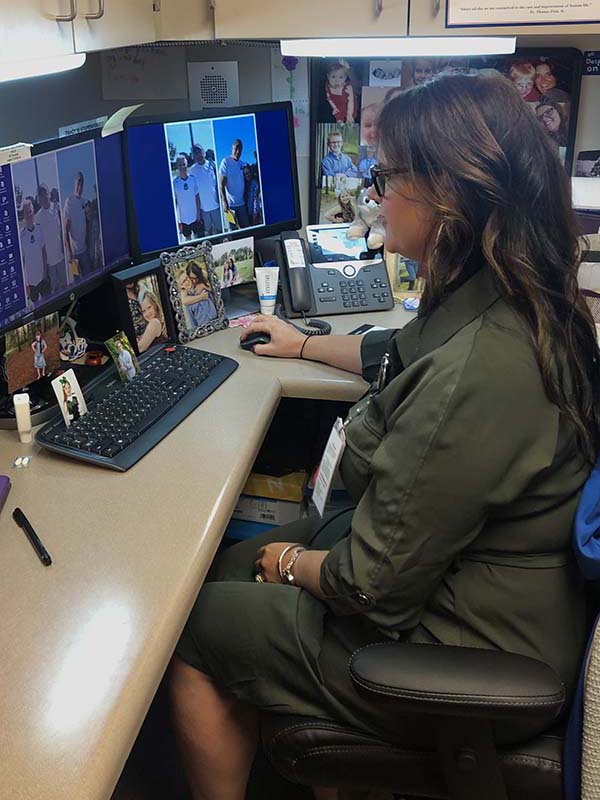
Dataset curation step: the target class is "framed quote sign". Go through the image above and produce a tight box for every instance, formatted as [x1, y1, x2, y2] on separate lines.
[447, 1, 600, 28]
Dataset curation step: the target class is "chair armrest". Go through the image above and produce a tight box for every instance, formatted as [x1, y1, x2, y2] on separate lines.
[350, 643, 565, 729]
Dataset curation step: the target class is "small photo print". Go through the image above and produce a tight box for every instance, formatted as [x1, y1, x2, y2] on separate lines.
[316, 59, 365, 124]
[385, 251, 421, 297]
[317, 123, 360, 185]
[211, 236, 255, 289]
[125, 272, 169, 353]
[51, 368, 88, 427]
[105, 331, 139, 383]
[577, 150, 600, 178]
[171, 257, 219, 333]
[319, 176, 362, 225]
[369, 60, 402, 87]
[360, 87, 390, 148]
[5, 312, 61, 394]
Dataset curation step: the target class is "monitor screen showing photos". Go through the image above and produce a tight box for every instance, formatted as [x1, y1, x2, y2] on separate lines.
[125, 104, 300, 257]
[0, 134, 130, 333]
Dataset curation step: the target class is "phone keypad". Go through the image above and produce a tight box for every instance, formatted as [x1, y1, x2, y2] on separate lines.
[312, 266, 393, 313]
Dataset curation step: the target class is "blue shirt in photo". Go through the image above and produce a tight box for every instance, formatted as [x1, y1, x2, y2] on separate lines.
[321, 152, 357, 177]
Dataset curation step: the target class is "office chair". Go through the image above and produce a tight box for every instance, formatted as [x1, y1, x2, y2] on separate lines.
[261, 617, 600, 799]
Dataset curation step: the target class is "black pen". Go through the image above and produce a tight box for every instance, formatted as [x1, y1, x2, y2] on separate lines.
[12, 508, 52, 566]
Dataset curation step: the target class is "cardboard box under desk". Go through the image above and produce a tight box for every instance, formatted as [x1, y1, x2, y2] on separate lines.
[232, 494, 305, 526]
[241, 471, 308, 503]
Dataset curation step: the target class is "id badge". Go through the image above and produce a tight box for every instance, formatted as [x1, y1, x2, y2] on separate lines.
[312, 417, 346, 518]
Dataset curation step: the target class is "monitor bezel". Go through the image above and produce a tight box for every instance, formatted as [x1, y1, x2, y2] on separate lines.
[123, 101, 302, 263]
[0, 127, 133, 337]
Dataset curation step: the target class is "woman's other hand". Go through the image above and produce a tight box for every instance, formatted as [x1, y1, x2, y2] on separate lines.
[240, 315, 306, 358]
[254, 542, 302, 584]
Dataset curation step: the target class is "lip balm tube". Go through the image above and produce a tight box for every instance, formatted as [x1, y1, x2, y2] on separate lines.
[255, 266, 279, 316]
[14, 393, 32, 444]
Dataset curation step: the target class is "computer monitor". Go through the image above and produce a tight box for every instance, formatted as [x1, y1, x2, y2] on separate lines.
[123, 102, 302, 276]
[0, 129, 131, 336]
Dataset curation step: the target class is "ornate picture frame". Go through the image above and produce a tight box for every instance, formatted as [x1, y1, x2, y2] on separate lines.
[161, 242, 228, 344]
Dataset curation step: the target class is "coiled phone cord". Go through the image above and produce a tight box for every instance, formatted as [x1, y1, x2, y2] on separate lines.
[274, 304, 332, 336]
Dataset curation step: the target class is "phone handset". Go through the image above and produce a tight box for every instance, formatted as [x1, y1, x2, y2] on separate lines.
[281, 231, 314, 313]
[278, 232, 331, 336]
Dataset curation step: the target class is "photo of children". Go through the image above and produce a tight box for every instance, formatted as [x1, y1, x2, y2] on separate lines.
[316, 123, 361, 223]
[12, 153, 68, 308]
[56, 141, 103, 280]
[171, 258, 219, 332]
[213, 114, 264, 233]
[166, 119, 223, 244]
[5, 312, 61, 394]
[316, 59, 364, 124]
[51, 368, 88, 427]
[211, 236, 254, 289]
[105, 332, 139, 383]
[125, 273, 169, 353]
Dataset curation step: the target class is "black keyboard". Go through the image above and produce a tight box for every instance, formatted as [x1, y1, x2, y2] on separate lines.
[36, 345, 238, 471]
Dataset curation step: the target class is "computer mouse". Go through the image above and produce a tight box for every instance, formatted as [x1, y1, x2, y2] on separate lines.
[240, 331, 271, 351]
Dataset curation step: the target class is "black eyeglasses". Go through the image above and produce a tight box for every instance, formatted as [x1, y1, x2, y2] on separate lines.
[370, 165, 409, 198]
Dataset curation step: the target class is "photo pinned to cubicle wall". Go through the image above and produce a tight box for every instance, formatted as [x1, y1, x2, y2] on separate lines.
[5, 312, 61, 394]
[164, 113, 263, 245]
[51, 368, 88, 427]
[105, 331, 140, 383]
[162, 243, 227, 343]
[315, 59, 366, 124]
[211, 236, 254, 289]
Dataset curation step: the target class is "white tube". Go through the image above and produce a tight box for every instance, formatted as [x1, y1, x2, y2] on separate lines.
[14, 393, 32, 444]
[255, 266, 279, 316]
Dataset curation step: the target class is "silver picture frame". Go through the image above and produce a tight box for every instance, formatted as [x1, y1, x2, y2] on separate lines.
[161, 242, 228, 344]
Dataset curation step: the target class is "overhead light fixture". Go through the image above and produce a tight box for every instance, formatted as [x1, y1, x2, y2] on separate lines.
[281, 37, 516, 59]
[0, 53, 87, 84]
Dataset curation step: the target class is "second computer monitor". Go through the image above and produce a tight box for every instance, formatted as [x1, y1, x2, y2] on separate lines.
[124, 102, 301, 265]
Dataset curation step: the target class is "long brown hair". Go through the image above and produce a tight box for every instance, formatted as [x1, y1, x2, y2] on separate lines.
[378, 73, 600, 462]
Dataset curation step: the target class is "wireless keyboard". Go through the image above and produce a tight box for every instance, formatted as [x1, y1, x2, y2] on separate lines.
[36, 345, 238, 471]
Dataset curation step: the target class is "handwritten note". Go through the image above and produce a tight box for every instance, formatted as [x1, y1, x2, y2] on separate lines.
[101, 46, 187, 101]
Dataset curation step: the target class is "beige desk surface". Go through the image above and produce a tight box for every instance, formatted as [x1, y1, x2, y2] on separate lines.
[0, 307, 412, 800]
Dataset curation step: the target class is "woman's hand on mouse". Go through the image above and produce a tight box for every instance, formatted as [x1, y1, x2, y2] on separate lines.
[240, 315, 307, 358]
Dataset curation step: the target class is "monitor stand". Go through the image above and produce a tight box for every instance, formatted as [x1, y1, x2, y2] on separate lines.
[221, 283, 260, 320]
[0, 378, 58, 430]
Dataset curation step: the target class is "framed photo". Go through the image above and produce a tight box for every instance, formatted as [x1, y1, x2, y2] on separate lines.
[112, 261, 175, 355]
[161, 242, 227, 343]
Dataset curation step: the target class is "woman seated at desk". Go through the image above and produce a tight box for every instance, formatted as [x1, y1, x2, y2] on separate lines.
[171, 74, 600, 800]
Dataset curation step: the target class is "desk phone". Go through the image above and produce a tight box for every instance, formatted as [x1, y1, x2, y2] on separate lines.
[278, 225, 394, 319]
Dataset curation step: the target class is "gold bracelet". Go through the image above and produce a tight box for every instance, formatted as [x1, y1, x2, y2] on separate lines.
[281, 547, 306, 585]
[277, 544, 302, 581]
